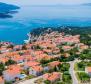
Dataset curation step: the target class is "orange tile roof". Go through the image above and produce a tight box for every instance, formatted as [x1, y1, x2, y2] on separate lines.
[43, 49, 52, 53]
[4, 65, 22, 75]
[80, 45, 88, 49]
[0, 58, 8, 63]
[12, 56, 24, 62]
[31, 66, 43, 72]
[25, 61, 40, 67]
[34, 50, 43, 55]
[64, 53, 70, 58]
[62, 46, 72, 50]
[35, 54, 52, 60]
[87, 67, 91, 72]
[48, 61, 61, 67]
[43, 72, 60, 82]
[24, 55, 35, 61]
[0, 76, 4, 83]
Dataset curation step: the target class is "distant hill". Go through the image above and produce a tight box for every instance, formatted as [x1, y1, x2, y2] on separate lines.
[0, 2, 20, 18]
[82, 3, 91, 6]
[0, 2, 20, 13]
[30, 26, 91, 36]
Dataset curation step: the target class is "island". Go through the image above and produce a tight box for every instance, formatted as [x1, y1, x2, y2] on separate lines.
[0, 2, 20, 18]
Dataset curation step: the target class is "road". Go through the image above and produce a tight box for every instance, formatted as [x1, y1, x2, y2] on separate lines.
[17, 76, 43, 84]
[17, 59, 81, 84]
[69, 60, 79, 84]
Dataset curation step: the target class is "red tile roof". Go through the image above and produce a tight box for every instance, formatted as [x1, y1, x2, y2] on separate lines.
[43, 72, 60, 82]
[31, 66, 43, 72]
[25, 61, 40, 67]
[87, 67, 91, 72]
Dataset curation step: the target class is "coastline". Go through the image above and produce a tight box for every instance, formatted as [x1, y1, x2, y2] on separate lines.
[1, 26, 91, 45]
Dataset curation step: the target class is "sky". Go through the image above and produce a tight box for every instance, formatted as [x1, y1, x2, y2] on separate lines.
[0, 0, 91, 6]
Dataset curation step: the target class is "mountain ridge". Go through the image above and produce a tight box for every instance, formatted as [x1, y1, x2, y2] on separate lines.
[82, 3, 91, 6]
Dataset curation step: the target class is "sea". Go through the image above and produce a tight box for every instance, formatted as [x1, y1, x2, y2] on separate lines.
[0, 5, 91, 44]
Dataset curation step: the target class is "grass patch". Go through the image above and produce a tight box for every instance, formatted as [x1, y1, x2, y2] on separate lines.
[74, 62, 85, 71]
[27, 75, 35, 79]
[34, 78, 43, 84]
[74, 62, 78, 71]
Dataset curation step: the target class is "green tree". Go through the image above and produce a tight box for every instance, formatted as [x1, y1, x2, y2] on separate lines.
[0, 63, 5, 75]
[22, 44, 27, 50]
[7, 44, 14, 49]
[60, 63, 70, 72]
[5, 59, 16, 66]
[5, 81, 12, 84]
[44, 80, 51, 84]
[62, 73, 72, 84]
[77, 72, 90, 83]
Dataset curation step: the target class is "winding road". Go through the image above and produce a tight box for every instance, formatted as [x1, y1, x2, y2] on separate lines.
[69, 60, 79, 84]
[17, 60, 80, 84]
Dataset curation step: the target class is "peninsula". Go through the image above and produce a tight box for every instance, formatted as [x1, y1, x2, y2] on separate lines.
[0, 27, 91, 84]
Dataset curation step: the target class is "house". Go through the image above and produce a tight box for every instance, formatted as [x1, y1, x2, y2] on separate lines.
[12, 55, 24, 63]
[0, 77, 4, 84]
[43, 72, 61, 83]
[85, 67, 91, 77]
[0, 58, 8, 64]
[76, 43, 88, 51]
[43, 49, 52, 55]
[13, 45, 22, 51]
[24, 55, 36, 62]
[24, 61, 40, 69]
[33, 50, 43, 56]
[3, 65, 22, 81]
[63, 53, 70, 58]
[80, 45, 88, 50]
[52, 47, 60, 54]
[29, 65, 43, 76]
[48, 61, 61, 69]
[0, 47, 9, 53]
[62, 46, 72, 51]
[35, 54, 52, 61]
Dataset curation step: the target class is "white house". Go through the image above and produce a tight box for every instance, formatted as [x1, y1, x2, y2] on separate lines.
[29, 66, 43, 76]
[3, 65, 21, 81]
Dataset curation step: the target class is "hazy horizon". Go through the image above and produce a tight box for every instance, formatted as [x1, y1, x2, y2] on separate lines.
[0, 0, 91, 6]
[0, 0, 91, 44]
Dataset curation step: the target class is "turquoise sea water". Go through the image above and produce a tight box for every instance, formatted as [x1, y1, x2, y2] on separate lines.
[0, 6, 91, 44]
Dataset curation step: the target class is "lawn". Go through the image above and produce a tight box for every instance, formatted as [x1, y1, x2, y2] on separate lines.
[74, 62, 85, 71]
